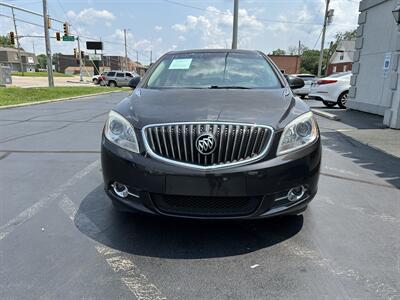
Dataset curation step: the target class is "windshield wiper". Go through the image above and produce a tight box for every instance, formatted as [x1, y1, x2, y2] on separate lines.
[208, 85, 251, 89]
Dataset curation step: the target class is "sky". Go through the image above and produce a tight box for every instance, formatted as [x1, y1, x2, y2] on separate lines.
[0, 0, 360, 64]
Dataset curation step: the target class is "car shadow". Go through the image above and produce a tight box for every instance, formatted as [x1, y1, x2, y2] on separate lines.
[321, 131, 400, 188]
[75, 185, 304, 259]
[306, 100, 386, 130]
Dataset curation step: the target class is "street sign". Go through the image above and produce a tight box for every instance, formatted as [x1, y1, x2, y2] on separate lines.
[63, 35, 75, 42]
[89, 54, 102, 61]
[86, 41, 103, 50]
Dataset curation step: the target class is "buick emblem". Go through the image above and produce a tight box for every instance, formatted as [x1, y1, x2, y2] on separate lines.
[196, 133, 216, 155]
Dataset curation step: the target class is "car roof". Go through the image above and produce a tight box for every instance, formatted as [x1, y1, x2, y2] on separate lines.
[165, 49, 260, 55]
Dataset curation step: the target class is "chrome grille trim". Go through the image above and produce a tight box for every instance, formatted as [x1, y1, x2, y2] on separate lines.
[142, 122, 274, 170]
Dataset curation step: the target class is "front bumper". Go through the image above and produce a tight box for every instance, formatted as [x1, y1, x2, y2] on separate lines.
[101, 135, 321, 219]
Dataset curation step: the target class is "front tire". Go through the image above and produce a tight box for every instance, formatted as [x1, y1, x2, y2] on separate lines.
[337, 91, 348, 109]
[108, 81, 117, 87]
[323, 101, 336, 108]
[92, 78, 99, 85]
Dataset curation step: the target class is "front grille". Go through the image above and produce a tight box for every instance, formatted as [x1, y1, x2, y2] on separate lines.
[151, 194, 262, 217]
[143, 123, 272, 168]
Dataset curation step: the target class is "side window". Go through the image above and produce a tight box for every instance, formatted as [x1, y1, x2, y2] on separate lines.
[116, 73, 124, 77]
[107, 72, 116, 77]
[126, 73, 133, 77]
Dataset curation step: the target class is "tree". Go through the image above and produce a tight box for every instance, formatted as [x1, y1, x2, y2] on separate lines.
[300, 48, 329, 75]
[36, 54, 47, 69]
[0, 35, 14, 47]
[335, 29, 357, 42]
[271, 48, 286, 55]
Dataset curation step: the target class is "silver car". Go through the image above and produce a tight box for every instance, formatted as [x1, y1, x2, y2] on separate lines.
[292, 74, 316, 99]
[105, 71, 138, 87]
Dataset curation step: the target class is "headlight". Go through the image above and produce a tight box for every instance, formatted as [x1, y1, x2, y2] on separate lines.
[104, 110, 139, 153]
[277, 111, 318, 155]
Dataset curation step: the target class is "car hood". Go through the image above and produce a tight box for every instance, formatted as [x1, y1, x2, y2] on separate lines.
[115, 88, 307, 130]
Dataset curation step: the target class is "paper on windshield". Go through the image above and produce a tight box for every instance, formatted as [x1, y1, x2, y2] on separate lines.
[168, 58, 192, 70]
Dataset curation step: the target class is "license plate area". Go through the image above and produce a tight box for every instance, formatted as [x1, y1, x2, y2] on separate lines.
[165, 175, 246, 196]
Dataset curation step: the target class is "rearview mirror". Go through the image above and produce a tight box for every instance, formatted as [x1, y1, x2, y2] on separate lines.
[128, 76, 141, 89]
[285, 75, 305, 90]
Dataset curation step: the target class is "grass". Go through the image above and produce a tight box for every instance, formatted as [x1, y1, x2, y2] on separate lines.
[12, 71, 73, 77]
[0, 87, 121, 107]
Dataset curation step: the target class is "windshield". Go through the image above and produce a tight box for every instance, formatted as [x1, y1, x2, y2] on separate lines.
[146, 52, 282, 89]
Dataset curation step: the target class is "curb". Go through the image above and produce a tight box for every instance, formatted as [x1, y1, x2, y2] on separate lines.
[311, 109, 340, 121]
[0, 90, 128, 110]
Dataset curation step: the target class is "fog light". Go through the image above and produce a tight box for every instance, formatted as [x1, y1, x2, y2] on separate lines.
[287, 186, 305, 202]
[112, 182, 129, 198]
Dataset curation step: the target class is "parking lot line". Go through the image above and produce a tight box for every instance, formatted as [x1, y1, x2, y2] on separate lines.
[318, 195, 400, 224]
[281, 239, 400, 299]
[58, 195, 167, 300]
[0, 160, 100, 241]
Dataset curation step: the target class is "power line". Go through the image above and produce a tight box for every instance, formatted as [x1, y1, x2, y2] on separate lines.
[313, 29, 323, 50]
[163, 0, 323, 26]
[0, 2, 64, 23]
[0, 13, 60, 31]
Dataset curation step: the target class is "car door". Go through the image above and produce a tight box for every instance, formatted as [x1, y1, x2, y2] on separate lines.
[116, 72, 125, 85]
[123, 72, 134, 87]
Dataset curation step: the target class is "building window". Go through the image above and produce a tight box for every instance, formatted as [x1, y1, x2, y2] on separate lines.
[339, 54, 344, 60]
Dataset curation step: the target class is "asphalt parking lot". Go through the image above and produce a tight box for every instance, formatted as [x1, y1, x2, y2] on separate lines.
[0, 92, 399, 299]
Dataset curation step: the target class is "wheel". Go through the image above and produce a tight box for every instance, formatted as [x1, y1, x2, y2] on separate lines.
[337, 91, 348, 108]
[99, 80, 106, 86]
[323, 101, 336, 108]
[108, 81, 117, 87]
[92, 78, 99, 85]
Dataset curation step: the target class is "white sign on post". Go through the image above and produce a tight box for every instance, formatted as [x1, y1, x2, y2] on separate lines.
[89, 54, 102, 61]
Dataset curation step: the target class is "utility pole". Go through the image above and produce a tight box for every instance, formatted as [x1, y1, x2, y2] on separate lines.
[136, 51, 139, 64]
[11, 8, 24, 76]
[42, 0, 54, 87]
[298, 40, 301, 56]
[231, 0, 239, 49]
[124, 29, 128, 71]
[77, 37, 83, 82]
[317, 0, 330, 77]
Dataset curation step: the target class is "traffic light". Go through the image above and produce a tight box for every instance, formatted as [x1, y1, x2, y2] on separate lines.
[56, 32, 61, 41]
[80, 51, 84, 59]
[9, 32, 15, 45]
[73, 48, 77, 58]
[63, 22, 69, 36]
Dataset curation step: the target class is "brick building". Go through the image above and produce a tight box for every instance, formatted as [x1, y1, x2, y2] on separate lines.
[53, 53, 145, 75]
[0, 47, 37, 72]
[268, 55, 301, 74]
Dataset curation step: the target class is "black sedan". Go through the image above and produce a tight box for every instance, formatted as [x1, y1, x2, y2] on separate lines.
[101, 49, 321, 219]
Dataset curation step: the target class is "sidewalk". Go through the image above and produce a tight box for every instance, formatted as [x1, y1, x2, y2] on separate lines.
[306, 99, 400, 158]
[10, 75, 93, 88]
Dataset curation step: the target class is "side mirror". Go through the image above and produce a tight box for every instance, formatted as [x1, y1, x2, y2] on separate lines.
[285, 75, 305, 90]
[128, 76, 141, 89]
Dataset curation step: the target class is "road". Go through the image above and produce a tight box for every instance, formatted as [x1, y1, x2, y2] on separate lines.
[0, 93, 399, 299]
